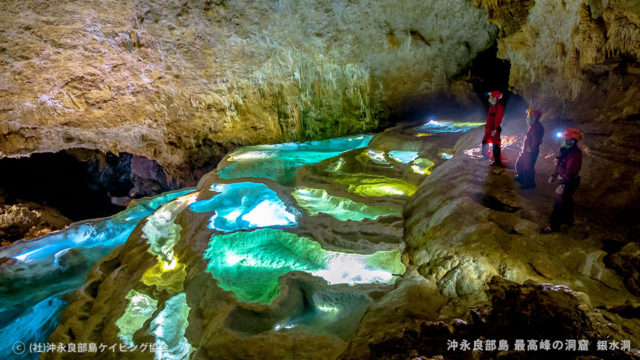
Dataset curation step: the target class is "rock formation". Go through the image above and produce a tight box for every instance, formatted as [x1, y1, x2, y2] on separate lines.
[0, 0, 496, 181]
[0, 0, 639, 359]
[0, 202, 71, 245]
[475, 0, 640, 223]
[6, 120, 630, 360]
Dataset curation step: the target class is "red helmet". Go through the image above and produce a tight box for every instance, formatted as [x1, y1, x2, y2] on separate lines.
[561, 128, 582, 141]
[489, 91, 503, 99]
[527, 109, 542, 120]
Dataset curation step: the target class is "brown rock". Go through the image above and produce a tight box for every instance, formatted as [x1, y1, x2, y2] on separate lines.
[0, 0, 497, 182]
[607, 243, 640, 296]
[0, 202, 71, 244]
[473, 0, 640, 224]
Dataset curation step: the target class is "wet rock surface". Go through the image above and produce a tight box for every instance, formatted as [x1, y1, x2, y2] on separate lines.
[26, 123, 636, 359]
[1, 0, 639, 357]
[0, 202, 71, 245]
[39, 131, 433, 360]
[361, 278, 640, 360]
[607, 243, 640, 296]
[348, 125, 640, 359]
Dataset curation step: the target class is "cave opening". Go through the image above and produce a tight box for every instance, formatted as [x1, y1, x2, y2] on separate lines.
[0, 149, 175, 222]
[463, 41, 533, 118]
[379, 41, 519, 128]
[467, 42, 511, 97]
[467, 42, 531, 119]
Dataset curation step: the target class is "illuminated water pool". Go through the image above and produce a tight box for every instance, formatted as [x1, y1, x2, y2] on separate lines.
[203, 228, 405, 304]
[139, 193, 199, 295]
[411, 158, 435, 175]
[415, 120, 484, 133]
[388, 151, 419, 164]
[116, 290, 159, 347]
[292, 187, 400, 221]
[0, 130, 419, 359]
[218, 134, 372, 183]
[189, 182, 298, 232]
[0, 189, 195, 360]
[334, 174, 418, 197]
[116, 290, 193, 359]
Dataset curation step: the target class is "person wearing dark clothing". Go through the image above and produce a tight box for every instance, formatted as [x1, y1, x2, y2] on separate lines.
[542, 128, 583, 233]
[515, 109, 545, 189]
[481, 91, 505, 167]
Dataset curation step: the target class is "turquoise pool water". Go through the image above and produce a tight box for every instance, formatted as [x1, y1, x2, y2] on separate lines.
[0, 132, 411, 360]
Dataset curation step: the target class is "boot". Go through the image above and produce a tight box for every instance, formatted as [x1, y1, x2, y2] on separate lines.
[490, 143, 503, 167]
[480, 143, 490, 160]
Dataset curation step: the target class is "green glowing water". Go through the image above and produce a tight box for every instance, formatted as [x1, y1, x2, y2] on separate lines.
[219, 135, 372, 184]
[411, 158, 435, 175]
[142, 192, 198, 264]
[116, 290, 158, 347]
[292, 186, 400, 221]
[334, 174, 418, 197]
[203, 228, 405, 304]
[416, 120, 484, 133]
[149, 292, 193, 360]
[117, 194, 199, 350]
[2, 129, 422, 359]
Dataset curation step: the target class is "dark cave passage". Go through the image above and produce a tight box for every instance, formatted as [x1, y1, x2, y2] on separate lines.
[467, 42, 511, 96]
[467, 42, 532, 119]
[379, 41, 516, 129]
[0, 149, 176, 221]
[467, 42, 533, 122]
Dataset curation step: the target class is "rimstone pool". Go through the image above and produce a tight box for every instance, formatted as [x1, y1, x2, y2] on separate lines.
[0, 122, 480, 359]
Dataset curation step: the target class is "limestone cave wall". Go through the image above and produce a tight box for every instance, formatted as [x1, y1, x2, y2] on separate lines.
[0, 0, 496, 182]
[475, 0, 640, 224]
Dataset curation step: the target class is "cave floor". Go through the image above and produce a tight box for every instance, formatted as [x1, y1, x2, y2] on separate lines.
[0, 119, 638, 360]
